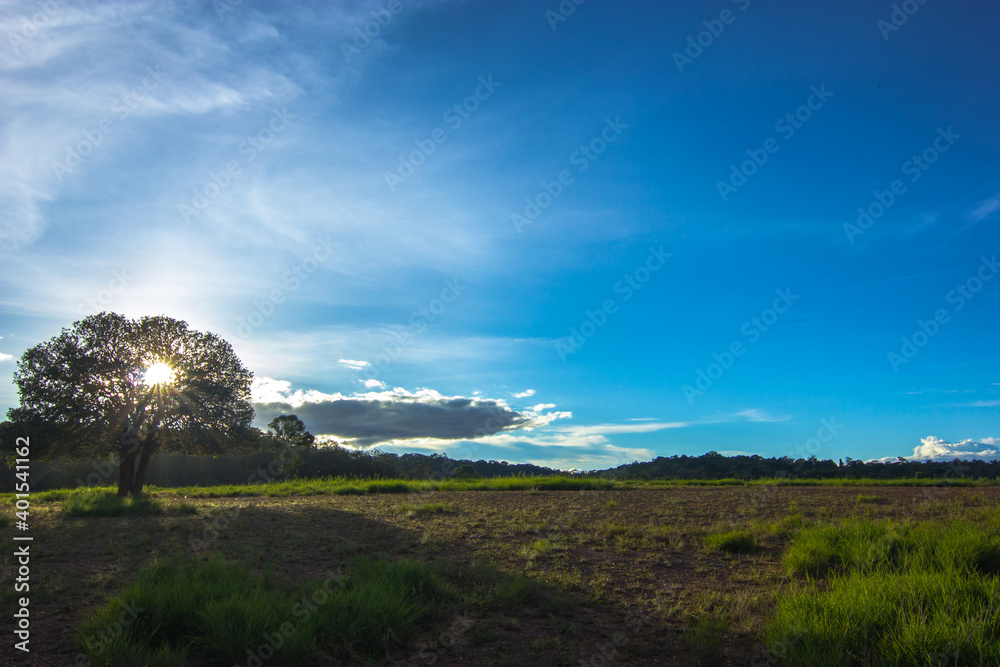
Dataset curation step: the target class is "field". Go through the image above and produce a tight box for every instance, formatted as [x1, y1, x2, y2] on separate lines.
[3, 480, 999, 665]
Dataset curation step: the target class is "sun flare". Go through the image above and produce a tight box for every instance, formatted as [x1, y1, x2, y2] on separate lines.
[143, 362, 175, 386]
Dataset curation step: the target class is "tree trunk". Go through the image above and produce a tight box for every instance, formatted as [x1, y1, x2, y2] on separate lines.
[130, 410, 160, 498]
[118, 450, 136, 497]
[130, 448, 153, 498]
[118, 399, 146, 497]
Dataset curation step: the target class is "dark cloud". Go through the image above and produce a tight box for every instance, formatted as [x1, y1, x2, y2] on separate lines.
[253, 394, 536, 446]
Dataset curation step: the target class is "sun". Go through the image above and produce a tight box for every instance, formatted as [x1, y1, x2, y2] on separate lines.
[143, 362, 175, 386]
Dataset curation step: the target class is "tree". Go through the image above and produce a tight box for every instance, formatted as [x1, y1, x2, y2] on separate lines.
[6, 312, 254, 497]
[452, 464, 480, 480]
[266, 414, 315, 449]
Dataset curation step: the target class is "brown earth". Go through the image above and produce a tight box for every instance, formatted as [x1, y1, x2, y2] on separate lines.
[2, 484, 997, 666]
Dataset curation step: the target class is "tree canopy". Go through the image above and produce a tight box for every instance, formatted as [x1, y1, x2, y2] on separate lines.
[5, 312, 255, 496]
[266, 414, 315, 449]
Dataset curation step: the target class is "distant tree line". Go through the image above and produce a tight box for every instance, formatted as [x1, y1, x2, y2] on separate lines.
[4, 445, 998, 492]
[603, 451, 998, 481]
[0, 445, 564, 491]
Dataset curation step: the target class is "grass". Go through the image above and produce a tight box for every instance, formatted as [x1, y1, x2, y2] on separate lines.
[531, 538, 553, 554]
[770, 569, 1000, 665]
[8, 475, 1000, 506]
[61, 487, 197, 517]
[782, 515, 1000, 579]
[77, 555, 451, 665]
[77, 553, 558, 665]
[704, 529, 757, 554]
[150, 475, 617, 498]
[769, 511, 1000, 664]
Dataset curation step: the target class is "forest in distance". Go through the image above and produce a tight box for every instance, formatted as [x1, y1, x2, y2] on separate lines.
[2, 445, 993, 492]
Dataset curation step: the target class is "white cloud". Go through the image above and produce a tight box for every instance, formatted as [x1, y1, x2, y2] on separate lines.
[903, 436, 1000, 461]
[0, 353, 12, 362]
[363, 378, 386, 389]
[733, 409, 791, 423]
[378, 429, 655, 472]
[512, 389, 535, 398]
[967, 195, 1000, 224]
[338, 359, 370, 370]
[553, 421, 693, 436]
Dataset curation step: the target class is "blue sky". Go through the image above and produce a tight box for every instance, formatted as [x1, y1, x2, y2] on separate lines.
[1, 0, 997, 470]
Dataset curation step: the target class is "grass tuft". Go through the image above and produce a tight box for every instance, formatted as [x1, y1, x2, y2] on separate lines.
[705, 530, 757, 554]
[63, 488, 165, 517]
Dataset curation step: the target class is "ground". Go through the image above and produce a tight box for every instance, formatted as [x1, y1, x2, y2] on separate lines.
[2, 483, 996, 665]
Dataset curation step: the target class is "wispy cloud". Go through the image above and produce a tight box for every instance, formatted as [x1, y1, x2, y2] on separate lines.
[512, 389, 535, 398]
[947, 400, 1000, 408]
[967, 195, 1000, 224]
[551, 421, 693, 436]
[732, 409, 792, 423]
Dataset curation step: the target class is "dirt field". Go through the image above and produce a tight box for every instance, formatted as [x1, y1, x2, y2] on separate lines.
[4, 484, 998, 666]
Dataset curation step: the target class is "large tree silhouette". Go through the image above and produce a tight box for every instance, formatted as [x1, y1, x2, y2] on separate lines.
[6, 312, 255, 497]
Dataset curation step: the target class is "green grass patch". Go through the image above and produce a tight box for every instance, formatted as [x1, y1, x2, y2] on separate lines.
[771, 512, 1000, 664]
[63, 488, 165, 517]
[767, 513, 808, 538]
[144, 475, 615, 499]
[78, 555, 453, 665]
[783, 516, 1000, 579]
[769, 569, 1000, 665]
[532, 538, 553, 554]
[60, 488, 197, 517]
[705, 530, 757, 554]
